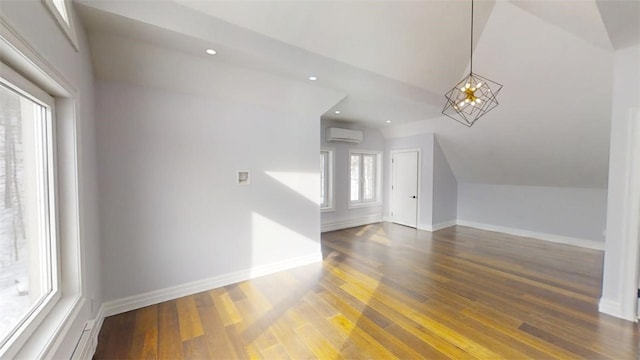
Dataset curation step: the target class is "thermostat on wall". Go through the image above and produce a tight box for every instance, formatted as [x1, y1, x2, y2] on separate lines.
[238, 170, 250, 185]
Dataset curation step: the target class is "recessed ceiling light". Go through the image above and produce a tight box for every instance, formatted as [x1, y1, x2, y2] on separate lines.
[334, 110, 341, 114]
[308, 76, 317, 81]
[386, 120, 392, 124]
[206, 49, 217, 55]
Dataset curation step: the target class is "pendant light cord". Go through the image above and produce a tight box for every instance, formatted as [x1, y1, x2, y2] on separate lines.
[470, 0, 474, 75]
[469, 0, 473, 74]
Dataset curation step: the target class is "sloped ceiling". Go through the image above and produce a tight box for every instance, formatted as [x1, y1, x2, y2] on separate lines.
[76, 0, 639, 189]
[509, 0, 613, 50]
[385, 1, 614, 187]
[173, 0, 495, 94]
[596, 0, 640, 49]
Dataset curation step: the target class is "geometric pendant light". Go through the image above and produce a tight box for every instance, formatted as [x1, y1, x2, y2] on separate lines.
[442, 0, 502, 127]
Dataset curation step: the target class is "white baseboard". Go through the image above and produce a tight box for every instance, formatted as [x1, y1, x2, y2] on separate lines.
[598, 298, 633, 321]
[418, 220, 457, 232]
[326, 218, 602, 250]
[456, 220, 605, 250]
[599, 299, 621, 317]
[598, 298, 638, 322]
[321, 214, 382, 232]
[87, 306, 105, 359]
[101, 253, 322, 317]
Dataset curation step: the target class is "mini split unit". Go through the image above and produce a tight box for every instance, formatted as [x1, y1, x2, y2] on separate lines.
[326, 127, 363, 143]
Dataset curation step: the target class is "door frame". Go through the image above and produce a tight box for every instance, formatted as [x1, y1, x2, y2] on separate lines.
[389, 148, 421, 228]
[621, 108, 640, 320]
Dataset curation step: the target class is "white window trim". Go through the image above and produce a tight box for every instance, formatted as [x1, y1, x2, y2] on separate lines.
[320, 148, 334, 212]
[0, 60, 62, 354]
[42, 0, 79, 52]
[0, 17, 85, 359]
[348, 150, 383, 209]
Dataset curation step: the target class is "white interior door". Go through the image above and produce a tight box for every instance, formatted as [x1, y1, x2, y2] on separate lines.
[391, 151, 418, 228]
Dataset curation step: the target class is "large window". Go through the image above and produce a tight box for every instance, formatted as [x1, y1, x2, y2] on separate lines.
[320, 150, 334, 211]
[349, 151, 381, 207]
[0, 73, 58, 351]
[1, 16, 84, 359]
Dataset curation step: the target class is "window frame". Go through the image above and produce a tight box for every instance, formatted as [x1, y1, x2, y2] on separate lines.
[0, 58, 61, 357]
[320, 149, 334, 212]
[348, 150, 382, 209]
[0, 17, 85, 360]
[42, 0, 79, 51]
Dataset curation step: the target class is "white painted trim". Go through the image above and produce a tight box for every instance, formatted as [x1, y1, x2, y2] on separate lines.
[1, 17, 87, 360]
[92, 306, 105, 348]
[101, 253, 322, 317]
[321, 214, 382, 233]
[419, 220, 457, 232]
[320, 148, 335, 212]
[619, 108, 640, 321]
[382, 215, 394, 223]
[599, 298, 633, 321]
[0, 18, 74, 97]
[389, 148, 422, 229]
[77, 305, 104, 360]
[42, 0, 79, 51]
[70, 319, 94, 360]
[457, 220, 605, 250]
[348, 149, 383, 207]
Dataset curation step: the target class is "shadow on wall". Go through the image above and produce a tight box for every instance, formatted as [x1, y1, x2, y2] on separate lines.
[250, 171, 322, 268]
[96, 82, 324, 303]
[99, 166, 322, 303]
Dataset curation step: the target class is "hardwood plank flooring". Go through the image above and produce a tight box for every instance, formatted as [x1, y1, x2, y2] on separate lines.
[93, 223, 640, 359]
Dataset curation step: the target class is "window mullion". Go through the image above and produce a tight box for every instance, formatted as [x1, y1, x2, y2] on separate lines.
[359, 155, 364, 203]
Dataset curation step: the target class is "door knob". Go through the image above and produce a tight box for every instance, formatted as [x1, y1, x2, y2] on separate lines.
[411, 196, 416, 199]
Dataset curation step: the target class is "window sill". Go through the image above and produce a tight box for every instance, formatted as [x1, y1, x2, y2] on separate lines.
[321, 207, 335, 213]
[348, 201, 382, 210]
[2, 294, 84, 359]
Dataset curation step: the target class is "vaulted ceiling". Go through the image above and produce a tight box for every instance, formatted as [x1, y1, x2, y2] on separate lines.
[76, 0, 640, 188]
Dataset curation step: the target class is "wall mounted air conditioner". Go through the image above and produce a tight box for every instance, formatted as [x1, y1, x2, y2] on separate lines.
[326, 127, 363, 143]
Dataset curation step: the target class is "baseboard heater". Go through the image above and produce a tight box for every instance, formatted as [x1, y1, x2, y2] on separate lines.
[70, 320, 95, 360]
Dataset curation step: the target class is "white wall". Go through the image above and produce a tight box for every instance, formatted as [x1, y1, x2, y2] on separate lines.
[379, 1, 613, 190]
[601, 44, 640, 320]
[0, 1, 101, 358]
[432, 138, 457, 226]
[384, 133, 435, 228]
[84, 28, 343, 304]
[97, 80, 337, 302]
[323, 127, 457, 232]
[321, 119, 385, 231]
[457, 183, 607, 247]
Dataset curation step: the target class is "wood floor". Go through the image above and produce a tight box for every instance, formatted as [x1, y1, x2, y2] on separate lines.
[94, 223, 640, 359]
